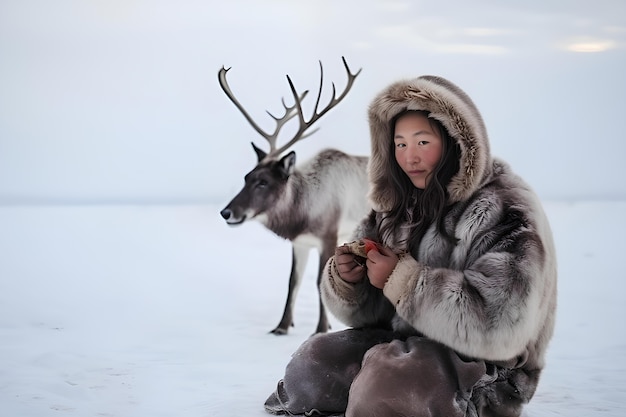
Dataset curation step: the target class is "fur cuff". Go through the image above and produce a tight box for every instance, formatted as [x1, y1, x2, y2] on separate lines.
[383, 254, 421, 305]
[327, 257, 361, 301]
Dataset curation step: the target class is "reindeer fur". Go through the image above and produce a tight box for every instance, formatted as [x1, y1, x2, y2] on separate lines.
[221, 147, 370, 334]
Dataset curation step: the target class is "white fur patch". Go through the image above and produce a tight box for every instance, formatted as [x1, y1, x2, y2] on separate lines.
[294, 233, 323, 252]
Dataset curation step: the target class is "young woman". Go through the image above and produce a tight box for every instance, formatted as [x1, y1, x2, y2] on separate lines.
[264, 75, 557, 417]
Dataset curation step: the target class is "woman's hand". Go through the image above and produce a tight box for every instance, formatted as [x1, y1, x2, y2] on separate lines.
[334, 245, 366, 284]
[366, 245, 399, 289]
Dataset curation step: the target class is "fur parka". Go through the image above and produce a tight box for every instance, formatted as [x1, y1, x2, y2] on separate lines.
[320, 76, 558, 409]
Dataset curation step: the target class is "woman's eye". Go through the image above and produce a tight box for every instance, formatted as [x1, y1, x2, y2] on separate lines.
[418, 140, 429, 146]
[396, 143, 406, 148]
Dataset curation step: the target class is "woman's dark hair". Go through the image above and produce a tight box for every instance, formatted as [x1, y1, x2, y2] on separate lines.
[378, 110, 461, 253]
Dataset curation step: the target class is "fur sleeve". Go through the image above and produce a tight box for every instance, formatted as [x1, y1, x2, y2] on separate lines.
[320, 257, 396, 329]
[382, 186, 556, 363]
[320, 210, 396, 328]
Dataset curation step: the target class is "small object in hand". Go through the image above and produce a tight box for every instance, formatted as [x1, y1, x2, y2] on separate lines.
[345, 238, 381, 258]
[362, 238, 381, 254]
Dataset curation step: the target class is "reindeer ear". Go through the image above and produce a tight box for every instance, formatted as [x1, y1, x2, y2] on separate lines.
[278, 151, 296, 178]
[251, 142, 267, 162]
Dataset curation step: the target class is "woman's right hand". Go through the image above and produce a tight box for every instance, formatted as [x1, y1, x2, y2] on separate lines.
[334, 245, 366, 284]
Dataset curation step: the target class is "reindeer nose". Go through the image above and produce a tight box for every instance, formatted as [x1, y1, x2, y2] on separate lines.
[220, 208, 232, 220]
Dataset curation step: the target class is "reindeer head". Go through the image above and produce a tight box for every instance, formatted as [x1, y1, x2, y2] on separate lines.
[219, 57, 361, 225]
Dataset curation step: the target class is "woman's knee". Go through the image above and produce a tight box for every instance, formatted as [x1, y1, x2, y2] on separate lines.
[266, 329, 396, 415]
[346, 337, 485, 417]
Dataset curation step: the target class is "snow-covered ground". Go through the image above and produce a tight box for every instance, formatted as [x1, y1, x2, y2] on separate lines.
[0, 201, 624, 416]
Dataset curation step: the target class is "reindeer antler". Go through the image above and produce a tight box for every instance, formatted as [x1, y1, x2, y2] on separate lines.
[218, 57, 361, 160]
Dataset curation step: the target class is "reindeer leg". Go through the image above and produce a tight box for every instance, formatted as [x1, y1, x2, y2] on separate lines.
[314, 237, 336, 334]
[270, 242, 310, 335]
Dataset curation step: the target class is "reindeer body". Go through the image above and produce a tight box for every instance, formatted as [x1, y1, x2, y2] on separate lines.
[218, 57, 366, 334]
[222, 148, 370, 334]
[261, 149, 368, 240]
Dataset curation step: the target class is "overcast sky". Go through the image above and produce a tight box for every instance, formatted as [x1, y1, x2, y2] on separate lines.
[1, 0, 625, 204]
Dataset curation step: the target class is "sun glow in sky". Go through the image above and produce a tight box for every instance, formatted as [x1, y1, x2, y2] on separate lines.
[0, 0, 625, 203]
[565, 39, 617, 52]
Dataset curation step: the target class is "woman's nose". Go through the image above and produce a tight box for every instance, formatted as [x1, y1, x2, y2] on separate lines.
[406, 147, 421, 164]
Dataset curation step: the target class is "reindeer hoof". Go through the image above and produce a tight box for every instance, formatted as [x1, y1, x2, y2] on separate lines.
[314, 325, 330, 334]
[270, 327, 289, 336]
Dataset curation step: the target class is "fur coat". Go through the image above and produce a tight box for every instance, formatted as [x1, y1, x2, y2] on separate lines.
[321, 75, 557, 377]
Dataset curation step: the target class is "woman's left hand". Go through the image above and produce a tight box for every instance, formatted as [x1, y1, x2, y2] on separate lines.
[365, 245, 399, 289]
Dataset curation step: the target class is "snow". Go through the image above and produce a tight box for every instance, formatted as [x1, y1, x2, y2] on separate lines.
[1, 1, 624, 414]
[1, 201, 625, 416]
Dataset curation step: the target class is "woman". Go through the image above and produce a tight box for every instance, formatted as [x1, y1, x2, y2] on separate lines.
[264, 75, 557, 417]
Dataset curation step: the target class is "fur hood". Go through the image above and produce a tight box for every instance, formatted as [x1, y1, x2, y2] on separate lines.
[368, 76, 491, 211]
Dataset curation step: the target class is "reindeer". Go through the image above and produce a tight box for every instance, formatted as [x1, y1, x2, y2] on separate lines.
[218, 58, 370, 335]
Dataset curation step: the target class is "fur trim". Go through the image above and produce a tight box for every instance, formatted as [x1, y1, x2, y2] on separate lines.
[367, 76, 491, 211]
[382, 254, 420, 305]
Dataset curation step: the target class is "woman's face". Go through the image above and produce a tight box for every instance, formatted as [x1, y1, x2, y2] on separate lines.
[394, 112, 444, 189]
